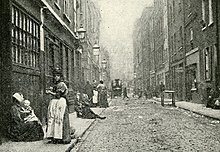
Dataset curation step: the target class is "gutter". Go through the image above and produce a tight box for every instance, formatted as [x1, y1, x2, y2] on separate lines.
[41, 0, 78, 39]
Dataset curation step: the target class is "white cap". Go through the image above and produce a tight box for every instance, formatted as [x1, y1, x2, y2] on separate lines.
[13, 93, 24, 102]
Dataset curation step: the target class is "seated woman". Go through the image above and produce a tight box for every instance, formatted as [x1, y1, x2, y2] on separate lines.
[8, 93, 44, 142]
[207, 88, 220, 109]
[75, 92, 106, 119]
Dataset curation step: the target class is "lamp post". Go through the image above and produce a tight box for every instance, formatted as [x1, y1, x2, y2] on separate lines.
[101, 59, 107, 69]
[77, 26, 86, 43]
[76, 26, 86, 85]
[93, 43, 100, 56]
[101, 59, 107, 80]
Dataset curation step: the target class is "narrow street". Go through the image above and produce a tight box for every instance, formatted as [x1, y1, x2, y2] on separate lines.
[73, 98, 220, 152]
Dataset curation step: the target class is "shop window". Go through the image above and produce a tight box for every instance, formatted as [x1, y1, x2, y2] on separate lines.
[11, 5, 40, 69]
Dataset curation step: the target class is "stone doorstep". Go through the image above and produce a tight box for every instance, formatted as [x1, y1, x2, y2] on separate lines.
[0, 108, 106, 152]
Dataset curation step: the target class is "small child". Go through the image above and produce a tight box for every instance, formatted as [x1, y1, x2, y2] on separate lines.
[21, 100, 39, 123]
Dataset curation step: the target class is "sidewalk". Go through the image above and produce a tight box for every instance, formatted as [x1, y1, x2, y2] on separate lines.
[151, 97, 220, 120]
[0, 108, 105, 152]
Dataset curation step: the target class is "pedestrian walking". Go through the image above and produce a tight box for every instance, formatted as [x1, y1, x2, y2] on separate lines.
[144, 89, 148, 100]
[97, 80, 109, 108]
[45, 68, 71, 144]
[123, 87, 129, 99]
[138, 88, 142, 99]
[160, 82, 165, 98]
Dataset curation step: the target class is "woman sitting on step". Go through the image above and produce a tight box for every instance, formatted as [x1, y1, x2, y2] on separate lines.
[8, 93, 44, 142]
[75, 92, 106, 119]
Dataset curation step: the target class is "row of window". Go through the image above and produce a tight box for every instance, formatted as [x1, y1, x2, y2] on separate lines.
[11, 4, 80, 81]
[55, 0, 77, 32]
[44, 35, 74, 82]
[11, 5, 40, 68]
[170, 27, 183, 57]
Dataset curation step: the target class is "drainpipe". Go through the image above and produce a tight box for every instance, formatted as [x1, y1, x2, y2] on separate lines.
[40, 7, 47, 51]
[182, 0, 187, 100]
[216, 0, 220, 87]
[39, 6, 47, 124]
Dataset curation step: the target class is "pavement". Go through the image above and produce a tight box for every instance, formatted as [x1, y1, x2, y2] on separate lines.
[1, 98, 220, 152]
[0, 108, 106, 152]
[151, 97, 220, 120]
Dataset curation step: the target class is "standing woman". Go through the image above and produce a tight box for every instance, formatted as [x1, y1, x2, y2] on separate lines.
[46, 68, 71, 144]
[97, 80, 109, 108]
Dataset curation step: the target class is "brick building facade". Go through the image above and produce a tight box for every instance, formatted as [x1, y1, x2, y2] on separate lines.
[133, 0, 220, 103]
[0, 0, 101, 136]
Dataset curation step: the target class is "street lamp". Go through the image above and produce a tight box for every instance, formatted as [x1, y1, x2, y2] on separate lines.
[134, 73, 137, 78]
[101, 59, 107, 81]
[77, 26, 86, 42]
[101, 59, 107, 69]
[92, 43, 100, 56]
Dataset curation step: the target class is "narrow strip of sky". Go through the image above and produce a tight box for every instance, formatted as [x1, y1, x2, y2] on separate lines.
[94, 0, 153, 48]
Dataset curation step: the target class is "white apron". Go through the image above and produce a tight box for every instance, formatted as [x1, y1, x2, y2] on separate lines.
[93, 90, 98, 104]
[46, 97, 67, 139]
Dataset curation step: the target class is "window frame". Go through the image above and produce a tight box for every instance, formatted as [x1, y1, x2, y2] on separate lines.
[208, 0, 213, 25]
[11, 5, 40, 69]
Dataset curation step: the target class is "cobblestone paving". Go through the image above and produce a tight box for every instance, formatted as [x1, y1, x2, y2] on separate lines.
[73, 98, 220, 152]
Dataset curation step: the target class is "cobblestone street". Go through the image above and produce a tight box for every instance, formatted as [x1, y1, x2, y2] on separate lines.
[73, 98, 220, 152]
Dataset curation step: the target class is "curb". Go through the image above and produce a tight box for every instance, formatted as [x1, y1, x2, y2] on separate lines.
[151, 98, 220, 121]
[175, 106, 220, 121]
[65, 108, 107, 152]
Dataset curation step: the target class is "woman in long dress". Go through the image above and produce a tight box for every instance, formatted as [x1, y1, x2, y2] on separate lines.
[93, 86, 98, 107]
[46, 69, 71, 144]
[8, 93, 44, 142]
[97, 80, 109, 108]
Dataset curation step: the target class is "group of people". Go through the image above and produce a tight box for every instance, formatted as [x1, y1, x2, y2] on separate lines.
[7, 68, 108, 144]
[73, 80, 108, 119]
[83, 80, 109, 108]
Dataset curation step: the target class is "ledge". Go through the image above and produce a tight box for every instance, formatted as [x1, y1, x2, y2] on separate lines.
[202, 26, 207, 31]
[186, 47, 199, 57]
[208, 22, 214, 27]
[54, 2, 61, 10]
[63, 13, 71, 23]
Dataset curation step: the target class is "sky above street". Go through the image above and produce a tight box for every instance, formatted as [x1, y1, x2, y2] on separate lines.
[92, 0, 153, 80]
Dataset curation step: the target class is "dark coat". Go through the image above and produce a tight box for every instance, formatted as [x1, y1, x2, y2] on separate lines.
[84, 84, 94, 98]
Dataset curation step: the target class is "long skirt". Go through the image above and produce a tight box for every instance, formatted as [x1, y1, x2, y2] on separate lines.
[8, 121, 44, 142]
[93, 90, 98, 104]
[46, 97, 71, 142]
[98, 91, 109, 108]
